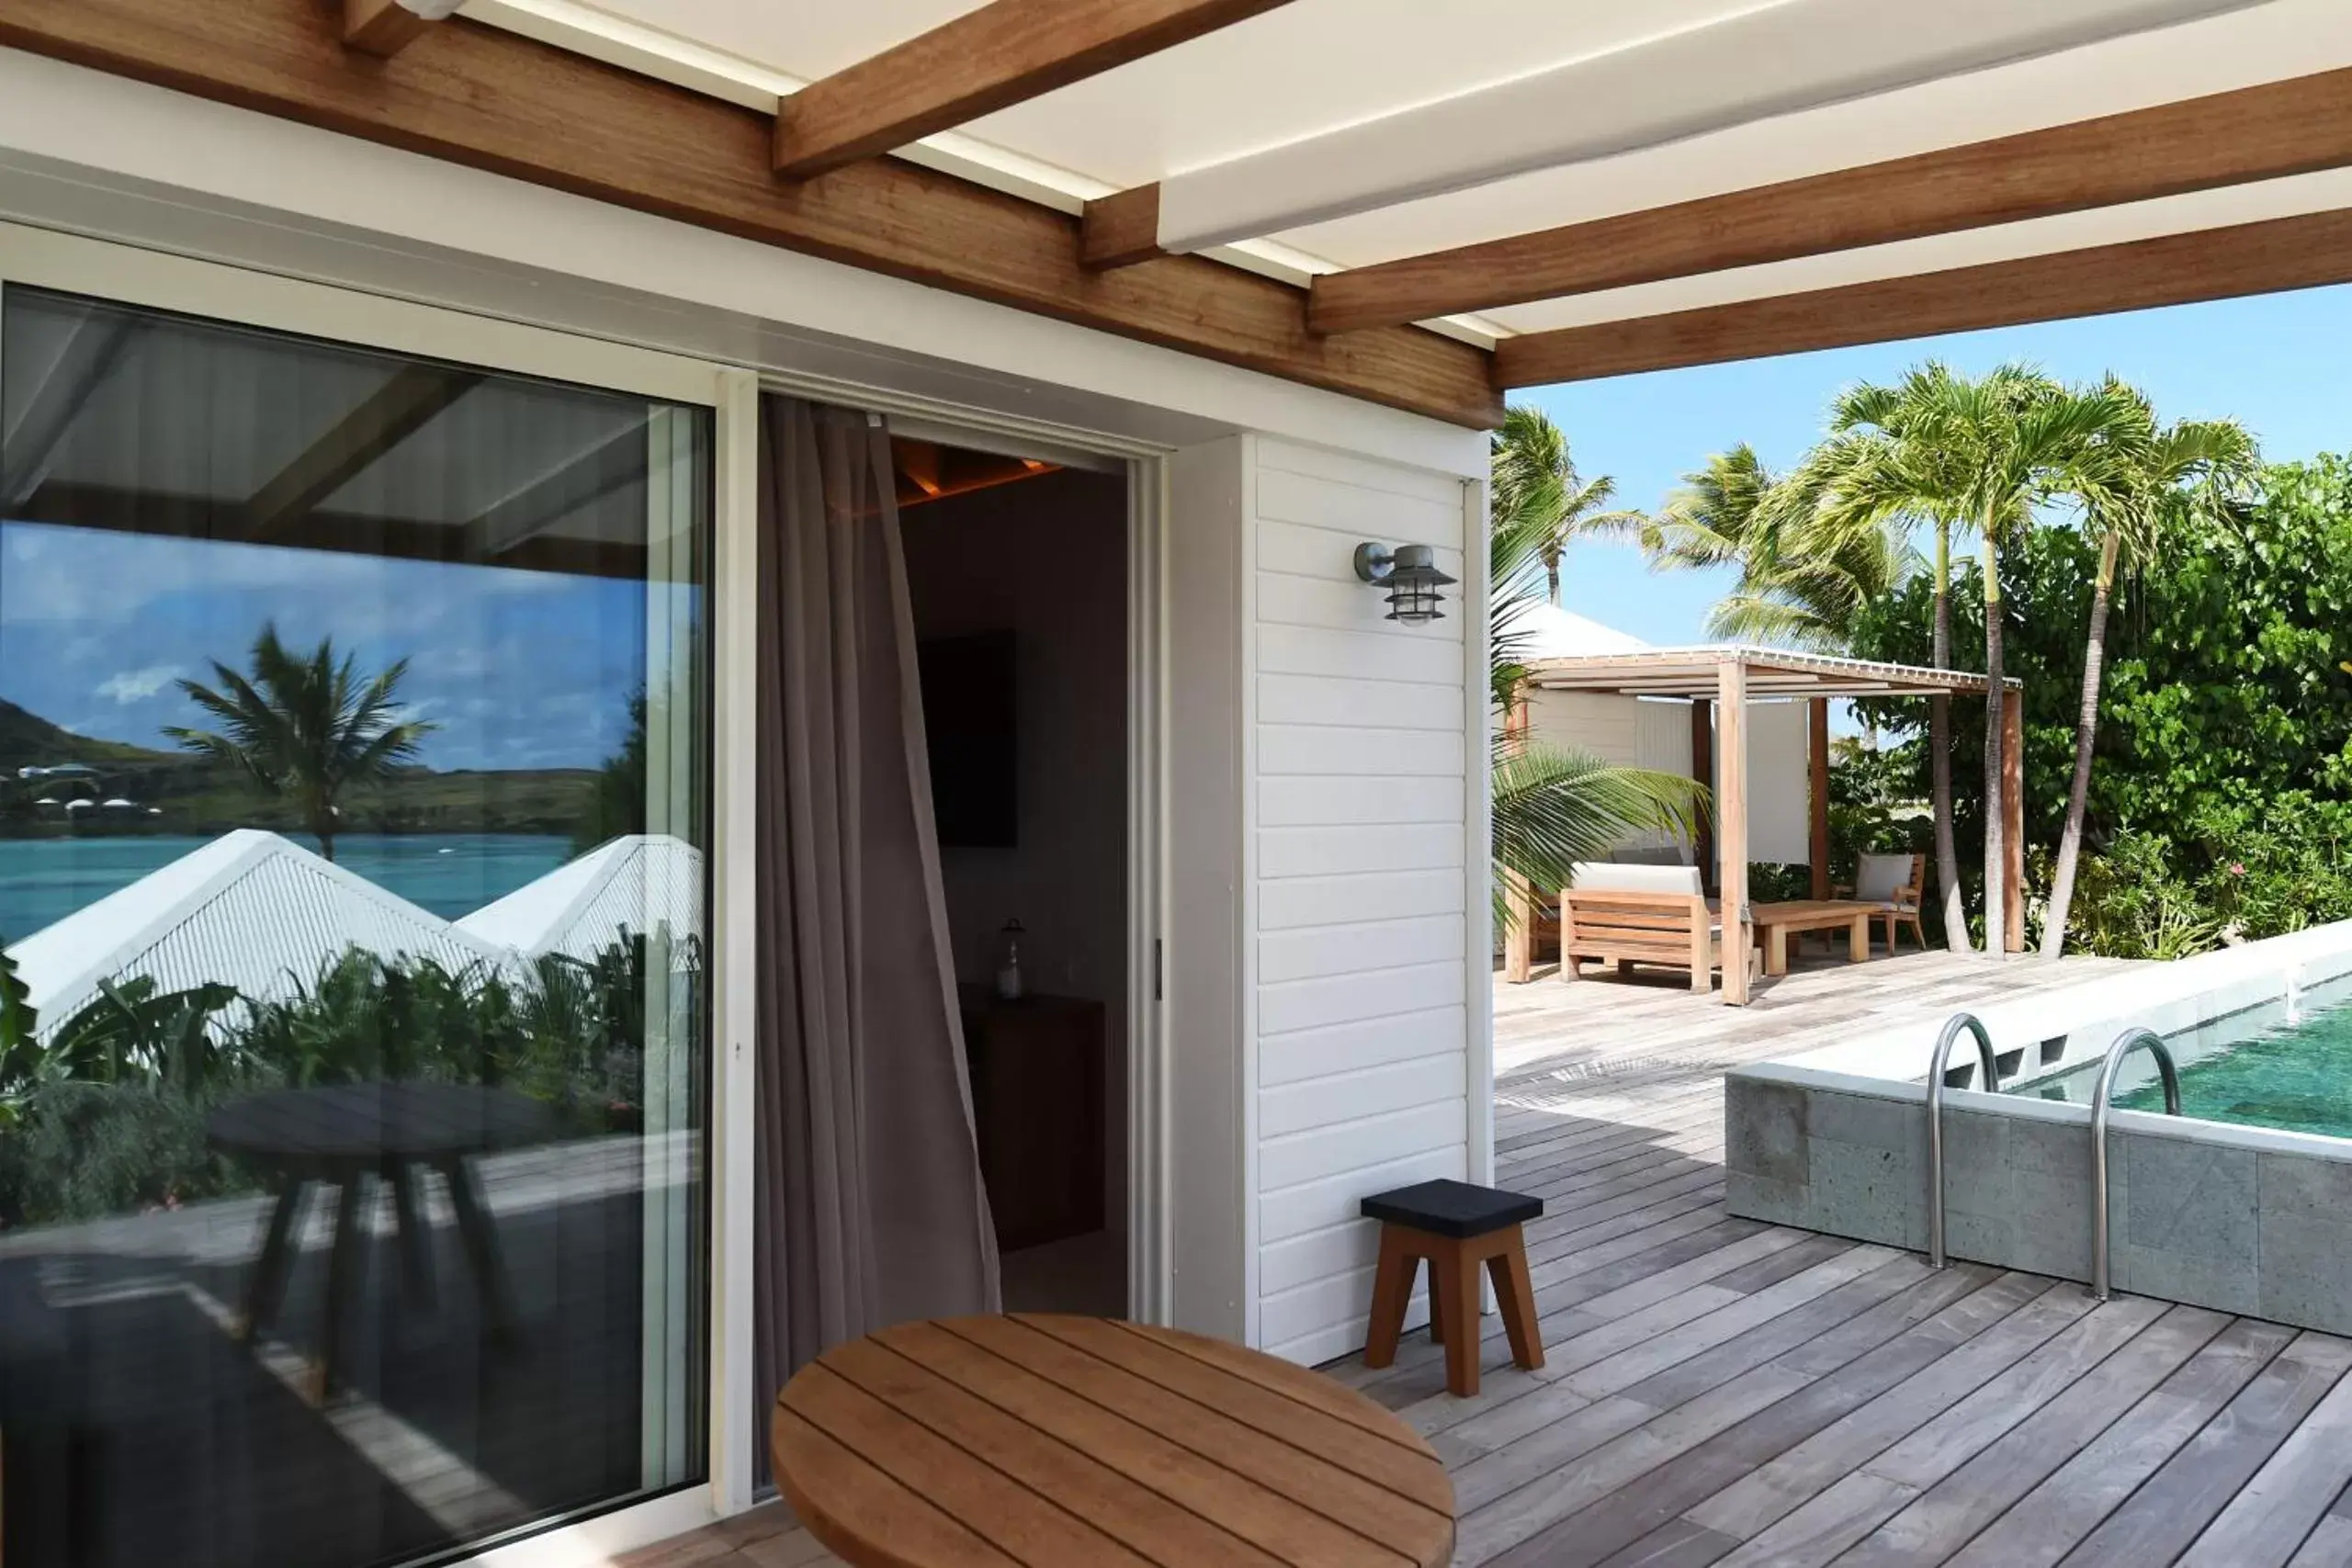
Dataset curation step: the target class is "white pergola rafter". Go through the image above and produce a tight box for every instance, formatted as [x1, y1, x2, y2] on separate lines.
[1127, 0, 2270, 256]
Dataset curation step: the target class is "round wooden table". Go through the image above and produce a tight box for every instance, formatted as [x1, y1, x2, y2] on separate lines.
[772, 1313, 1455, 1567]
[209, 1082, 559, 1396]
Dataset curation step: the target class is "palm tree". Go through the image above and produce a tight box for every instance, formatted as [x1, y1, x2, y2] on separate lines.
[1642, 444, 1915, 650]
[1490, 438, 1702, 932]
[1785, 367, 1984, 952]
[1810, 365, 2135, 953]
[573, 689, 650, 854]
[1491, 405, 1648, 607]
[2041, 387, 2257, 956]
[166, 624, 436, 862]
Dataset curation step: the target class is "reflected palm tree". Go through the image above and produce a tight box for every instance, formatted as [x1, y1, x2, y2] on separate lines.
[166, 624, 435, 862]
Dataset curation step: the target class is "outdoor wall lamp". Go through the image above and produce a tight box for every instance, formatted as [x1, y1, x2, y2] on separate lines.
[1353, 542, 1457, 625]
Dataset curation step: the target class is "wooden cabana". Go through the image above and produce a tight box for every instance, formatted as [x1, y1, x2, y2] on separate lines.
[1509, 646, 2024, 1004]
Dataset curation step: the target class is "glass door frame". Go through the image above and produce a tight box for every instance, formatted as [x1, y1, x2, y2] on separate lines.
[0, 218, 1179, 1563]
[0, 220, 761, 1563]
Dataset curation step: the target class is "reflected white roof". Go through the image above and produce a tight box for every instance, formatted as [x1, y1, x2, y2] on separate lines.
[6, 829, 513, 1025]
[457, 833, 705, 961]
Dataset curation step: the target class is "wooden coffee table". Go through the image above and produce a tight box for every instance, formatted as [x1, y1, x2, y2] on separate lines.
[772, 1313, 1455, 1566]
[1749, 899, 1879, 976]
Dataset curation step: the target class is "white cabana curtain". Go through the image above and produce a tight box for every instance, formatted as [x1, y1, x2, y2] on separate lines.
[752, 395, 999, 1416]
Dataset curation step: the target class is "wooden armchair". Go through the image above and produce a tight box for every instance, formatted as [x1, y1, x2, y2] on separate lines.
[1836, 852, 1926, 952]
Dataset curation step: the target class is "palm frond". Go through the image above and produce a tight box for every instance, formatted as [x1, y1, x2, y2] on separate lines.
[1492, 735, 1708, 929]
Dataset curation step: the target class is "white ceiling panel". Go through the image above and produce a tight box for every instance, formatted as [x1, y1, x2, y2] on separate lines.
[1149, 0, 2274, 253]
[558, 0, 1786, 188]
[485, 0, 2352, 342]
[1268, 0, 2352, 276]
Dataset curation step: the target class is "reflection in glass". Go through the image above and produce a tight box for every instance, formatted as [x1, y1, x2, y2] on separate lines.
[0, 289, 709, 1567]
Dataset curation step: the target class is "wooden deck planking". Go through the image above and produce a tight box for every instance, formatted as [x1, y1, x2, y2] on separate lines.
[643, 948, 2352, 1568]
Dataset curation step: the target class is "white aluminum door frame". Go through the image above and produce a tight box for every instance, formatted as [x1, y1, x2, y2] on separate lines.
[0, 221, 747, 1563]
[756, 379, 1175, 1329]
[0, 220, 1178, 1562]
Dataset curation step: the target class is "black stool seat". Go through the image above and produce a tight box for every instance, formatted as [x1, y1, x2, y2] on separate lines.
[1362, 1178, 1543, 1238]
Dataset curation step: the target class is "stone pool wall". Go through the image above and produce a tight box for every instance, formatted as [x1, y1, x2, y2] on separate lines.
[1726, 1064, 2352, 1334]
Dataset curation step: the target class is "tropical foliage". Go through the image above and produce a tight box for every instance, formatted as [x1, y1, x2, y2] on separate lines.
[2041, 387, 2258, 955]
[1491, 405, 1647, 607]
[573, 689, 651, 854]
[0, 929, 694, 1224]
[1490, 412, 1704, 929]
[167, 624, 437, 862]
[1641, 444, 1914, 649]
[1845, 450, 2352, 957]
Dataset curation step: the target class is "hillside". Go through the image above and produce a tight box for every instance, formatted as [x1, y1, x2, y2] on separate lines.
[0, 699, 178, 772]
[0, 699, 602, 839]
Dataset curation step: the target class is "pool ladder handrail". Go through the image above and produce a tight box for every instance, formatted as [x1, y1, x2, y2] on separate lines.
[1927, 1012, 2002, 1269]
[2090, 1026, 2183, 1302]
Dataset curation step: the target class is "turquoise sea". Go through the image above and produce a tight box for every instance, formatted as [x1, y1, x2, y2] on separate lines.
[0, 833, 574, 941]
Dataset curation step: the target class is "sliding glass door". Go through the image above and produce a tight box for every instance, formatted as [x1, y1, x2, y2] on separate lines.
[0, 285, 712, 1567]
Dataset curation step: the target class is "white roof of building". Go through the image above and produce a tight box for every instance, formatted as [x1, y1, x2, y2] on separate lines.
[6, 829, 513, 1024]
[1514, 603, 1651, 660]
[456, 834, 705, 961]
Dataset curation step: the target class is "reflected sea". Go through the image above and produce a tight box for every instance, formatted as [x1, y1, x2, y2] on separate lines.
[0, 832, 573, 940]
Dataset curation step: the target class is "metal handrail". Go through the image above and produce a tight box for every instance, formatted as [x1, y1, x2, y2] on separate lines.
[1927, 1012, 2001, 1269]
[2091, 1026, 2182, 1301]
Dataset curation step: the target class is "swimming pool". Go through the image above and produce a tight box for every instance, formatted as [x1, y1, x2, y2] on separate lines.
[1722, 921, 2352, 1337]
[2020, 973, 2352, 1141]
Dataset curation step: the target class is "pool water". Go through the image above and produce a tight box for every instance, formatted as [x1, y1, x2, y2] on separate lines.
[2027, 987, 2352, 1142]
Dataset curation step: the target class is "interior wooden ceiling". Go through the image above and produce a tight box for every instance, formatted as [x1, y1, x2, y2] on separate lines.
[890, 437, 1059, 510]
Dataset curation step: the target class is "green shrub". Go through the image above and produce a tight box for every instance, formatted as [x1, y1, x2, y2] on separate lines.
[0, 928, 702, 1225]
[0, 1079, 248, 1227]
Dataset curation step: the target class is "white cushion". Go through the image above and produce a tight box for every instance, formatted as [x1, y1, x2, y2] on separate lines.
[1570, 862, 1703, 896]
[1855, 853, 1916, 903]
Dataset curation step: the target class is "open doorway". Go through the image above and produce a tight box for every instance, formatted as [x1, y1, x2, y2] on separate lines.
[895, 430, 1131, 1317]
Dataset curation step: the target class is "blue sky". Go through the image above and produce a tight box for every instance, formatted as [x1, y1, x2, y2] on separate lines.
[0, 524, 661, 772]
[1517, 283, 2352, 647]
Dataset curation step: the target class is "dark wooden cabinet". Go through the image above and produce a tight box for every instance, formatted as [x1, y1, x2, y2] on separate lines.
[959, 987, 1106, 1252]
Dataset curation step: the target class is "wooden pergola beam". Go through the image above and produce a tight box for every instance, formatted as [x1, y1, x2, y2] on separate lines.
[2003, 688, 2026, 954]
[1716, 660, 1749, 1007]
[243, 364, 481, 539]
[1496, 206, 2352, 387]
[0, 0, 1498, 428]
[772, 0, 1295, 180]
[342, 0, 438, 59]
[1311, 67, 2352, 334]
[1081, 184, 1167, 271]
[1808, 697, 1831, 902]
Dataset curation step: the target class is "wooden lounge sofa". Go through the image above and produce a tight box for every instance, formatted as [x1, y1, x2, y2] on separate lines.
[1559, 863, 1754, 994]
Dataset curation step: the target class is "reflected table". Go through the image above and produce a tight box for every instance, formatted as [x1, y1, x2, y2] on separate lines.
[209, 1081, 558, 1399]
[772, 1314, 1456, 1566]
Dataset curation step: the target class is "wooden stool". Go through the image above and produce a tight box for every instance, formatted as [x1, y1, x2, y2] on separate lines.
[1360, 1178, 1544, 1396]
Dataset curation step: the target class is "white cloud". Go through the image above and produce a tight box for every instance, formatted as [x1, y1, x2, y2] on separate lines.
[96, 664, 184, 705]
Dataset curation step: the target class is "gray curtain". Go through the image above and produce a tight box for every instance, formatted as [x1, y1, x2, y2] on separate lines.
[752, 395, 1000, 1416]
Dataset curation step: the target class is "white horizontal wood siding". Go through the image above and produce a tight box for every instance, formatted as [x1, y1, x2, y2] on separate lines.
[1249, 436, 1480, 1366]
